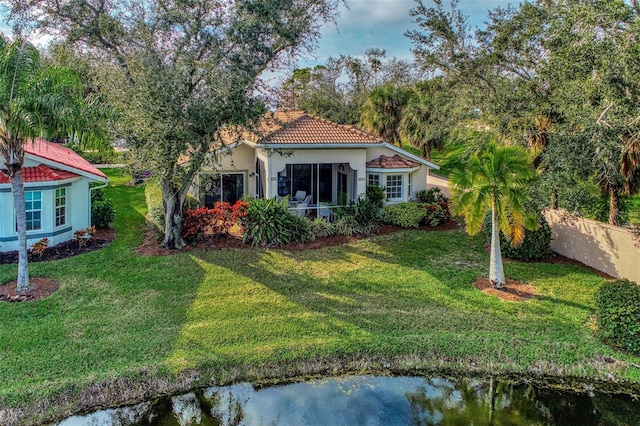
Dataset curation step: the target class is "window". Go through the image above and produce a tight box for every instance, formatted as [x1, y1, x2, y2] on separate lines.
[55, 188, 66, 227]
[386, 175, 403, 201]
[368, 173, 381, 187]
[25, 191, 42, 231]
[408, 173, 413, 199]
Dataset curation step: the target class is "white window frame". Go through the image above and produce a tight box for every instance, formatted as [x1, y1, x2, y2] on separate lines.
[367, 173, 381, 187]
[408, 173, 413, 199]
[386, 174, 404, 202]
[24, 190, 42, 231]
[55, 187, 67, 227]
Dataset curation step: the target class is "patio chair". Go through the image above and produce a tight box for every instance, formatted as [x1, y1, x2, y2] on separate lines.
[293, 202, 308, 216]
[302, 194, 312, 205]
[292, 190, 306, 202]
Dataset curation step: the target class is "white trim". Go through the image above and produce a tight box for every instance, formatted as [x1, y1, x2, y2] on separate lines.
[256, 142, 381, 149]
[24, 154, 109, 183]
[366, 166, 420, 174]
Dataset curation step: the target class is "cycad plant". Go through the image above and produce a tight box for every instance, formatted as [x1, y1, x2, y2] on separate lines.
[450, 141, 537, 288]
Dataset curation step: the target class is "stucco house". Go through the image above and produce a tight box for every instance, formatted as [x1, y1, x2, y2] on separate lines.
[196, 111, 438, 215]
[0, 139, 108, 252]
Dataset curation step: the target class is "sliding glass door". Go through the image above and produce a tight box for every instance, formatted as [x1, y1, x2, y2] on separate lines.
[202, 173, 245, 207]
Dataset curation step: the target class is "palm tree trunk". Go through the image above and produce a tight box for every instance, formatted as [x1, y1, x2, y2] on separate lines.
[161, 178, 187, 250]
[10, 168, 30, 292]
[608, 187, 620, 226]
[489, 206, 505, 289]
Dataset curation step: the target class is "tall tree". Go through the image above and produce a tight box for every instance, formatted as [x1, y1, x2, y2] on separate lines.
[360, 83, 412, 145]
[408, 0, 640, 225]
[399, 78, 457, 160]
[0, 37, 82, 292]
[8, 0, 339, 249]
[450, 142, 537, 288]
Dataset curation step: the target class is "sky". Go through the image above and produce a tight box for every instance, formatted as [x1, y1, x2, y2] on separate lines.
[299, 0, 515, 66]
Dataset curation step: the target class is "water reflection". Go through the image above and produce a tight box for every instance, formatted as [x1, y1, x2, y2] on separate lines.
[57, 375, 640, 425]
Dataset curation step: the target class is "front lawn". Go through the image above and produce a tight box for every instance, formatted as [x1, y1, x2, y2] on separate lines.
[1, 168, 638, 424]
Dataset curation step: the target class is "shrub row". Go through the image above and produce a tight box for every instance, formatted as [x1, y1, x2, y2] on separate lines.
[182, 201, 248, 242]
[596, 280, 640, 355]
[380, 200, 451, 228]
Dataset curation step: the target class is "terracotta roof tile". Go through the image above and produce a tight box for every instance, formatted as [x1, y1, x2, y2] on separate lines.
[228, 111, 384, 145]
[24, 139, 107, 180]
[0, 164, 80, 184]
[366, 155, 421, 169]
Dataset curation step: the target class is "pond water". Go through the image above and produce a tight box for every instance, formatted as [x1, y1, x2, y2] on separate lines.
[57, 375, 640, 425]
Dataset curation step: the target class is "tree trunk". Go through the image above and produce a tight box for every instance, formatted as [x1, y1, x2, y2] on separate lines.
[489, 206, 505, 289]
[161, 178, 187, 250]
[609, 187, 620, 226]
[10, 167, 30, 292]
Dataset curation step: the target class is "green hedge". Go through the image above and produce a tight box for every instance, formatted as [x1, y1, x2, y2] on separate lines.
[595, 280, 640, 355]
[91, 189, 116, 228]
[381, 202, 425, 228]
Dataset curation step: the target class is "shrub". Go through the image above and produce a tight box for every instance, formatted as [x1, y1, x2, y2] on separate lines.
[333, 215, 360, 236]
[421, 200, 451, 227]
[30, 238, 49, 257]
[381, 202, 426, 228]
[482, 213, 552, 260]
[181, 200, 248, 242]
[596, 280, 640, 355]
[309, 218, 335, 238]
[145, 179, 165, 234]
[415, 187, 446, 204]
[365, 184, 386, 209]
[241, 198, 296, 247]
[91, 189, 116, 228]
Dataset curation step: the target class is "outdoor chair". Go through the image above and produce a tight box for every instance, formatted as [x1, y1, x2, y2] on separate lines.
[293, 202, 308, 216]
[292, 190, 306, 202]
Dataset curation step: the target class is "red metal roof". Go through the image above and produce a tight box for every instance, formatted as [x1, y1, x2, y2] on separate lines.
[24, 139, 107, 180]
[366, 154, 421, 169]
[0, 164, 80, 184]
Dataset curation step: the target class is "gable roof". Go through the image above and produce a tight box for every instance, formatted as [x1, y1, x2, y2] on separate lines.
[366, 155, 421, 169]
[240, 111, 384, 145]
[24, 139, 107, 181]
[0, 164, 80, 184]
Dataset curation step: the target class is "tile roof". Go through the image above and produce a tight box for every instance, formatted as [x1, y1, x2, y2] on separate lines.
[366, 154, 421, 169]
[24, 139, 108, 180]
[0, 164, 80, 184]
[233, 111, 384, 145]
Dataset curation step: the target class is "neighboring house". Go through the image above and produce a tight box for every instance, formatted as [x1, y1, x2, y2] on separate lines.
[196, 111, 438, 215]
[0, 139, 108, 252]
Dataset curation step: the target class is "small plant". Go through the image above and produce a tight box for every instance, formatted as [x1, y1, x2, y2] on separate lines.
[241, 198, 295, 247]
[415, 187, 446, 204]
[91, 189, 116, 228]
[381, 202, 426, 228]
[73, 227, 95, 247]
[30, 238, 49, 257]
[596, 280, 640, 355]
[309, 218, 335, 238]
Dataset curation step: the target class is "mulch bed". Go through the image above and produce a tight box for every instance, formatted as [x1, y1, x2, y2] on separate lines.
[0, 228, 116, 265]
[136, 220, 463, 256]
[472, 277, 537, 302]
[0, 277, 60, 302]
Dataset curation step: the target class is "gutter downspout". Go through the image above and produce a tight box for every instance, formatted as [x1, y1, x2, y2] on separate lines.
[89, 181, 108, 227]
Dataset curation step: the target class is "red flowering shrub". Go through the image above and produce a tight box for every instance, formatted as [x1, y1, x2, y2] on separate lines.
[182, 200, 249, 242]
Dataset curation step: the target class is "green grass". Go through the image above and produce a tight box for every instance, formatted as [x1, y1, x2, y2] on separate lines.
[1, 169, 639, 424]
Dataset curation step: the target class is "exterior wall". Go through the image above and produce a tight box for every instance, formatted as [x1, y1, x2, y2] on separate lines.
[200, 143, 257, 199]
[0, 178, 91, 252]
[544, 209, 640, 284]
[264, 148, 368, 199]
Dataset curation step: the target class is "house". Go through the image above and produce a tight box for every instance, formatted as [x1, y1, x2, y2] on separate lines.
[0, 139, 108, 252]
[196, 111, 438, 215]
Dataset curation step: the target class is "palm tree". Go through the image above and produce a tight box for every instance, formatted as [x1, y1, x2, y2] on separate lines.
[399, 93, 445, 161]
[0, 37, 81, 292]
[359, 84, 411, 145]
[450, 141, 537, 288]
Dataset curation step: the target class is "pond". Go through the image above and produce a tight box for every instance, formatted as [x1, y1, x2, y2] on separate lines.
[57, 375, 640, 425]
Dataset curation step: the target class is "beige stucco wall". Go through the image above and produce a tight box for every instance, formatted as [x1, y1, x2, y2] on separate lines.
[544, 209, 640, 283]
[366, 146, 429, 198]
[203, 142, 257, 198]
